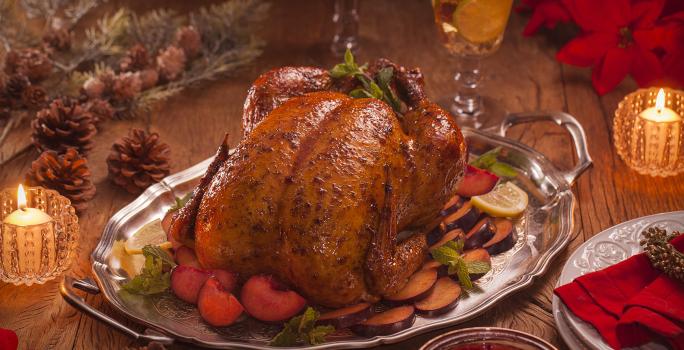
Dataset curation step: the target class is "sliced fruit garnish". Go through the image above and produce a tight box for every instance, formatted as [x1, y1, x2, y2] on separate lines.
[317, 303, 372, 329]
[124, 219, 171, 255]
[456, 165, 499, 198]
[414, 277, 461, 316]
[350, 305, 416, 337]
[453, 0, 512, 44]
[471, 182, 528, 217]
[198, 277, 243, 327]
[385, 268, 438, 303]
[241, 275, 306, 322]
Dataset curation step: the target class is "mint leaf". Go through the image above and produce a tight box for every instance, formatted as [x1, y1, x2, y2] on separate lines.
[330, 63, 353, 78]
[469, 147, 518, 178]
[466, 260, 491, 275]
[350, 88, 373, 99]
[170, 192, 193, 212]
[121, 254, 170, 295]
[142, 245, 176, 268]
[455, 259, 473, 289]
[430, 245, 461, 265]
[344, 48, 354, 66]
[444, 239, 464, 253]
[270, 307, 336, 346]
[121, 245, 176, 295]
[489, 162, 518, 178]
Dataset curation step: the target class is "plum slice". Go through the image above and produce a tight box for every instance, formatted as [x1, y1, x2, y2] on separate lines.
[385, 268, 438, 304]
[175, 246, 201, 268]
[456, 165, 499, 198]
[208, 269, 237, 292]
[428, 229, 464, 251]
[463, 217, 496, 250]
[350, 305, 416, 337]
[426, 221, 448, 247]
[241, 275, 306, 322]
[440, 196, 464, 217]
[171, 265, 211, 304]
[317, 303, 372, 329]
[198, 277, 243, 327]
[443, 201, 481, 232]
[483, 218, 515, 255]
[414, 277, 462, 316]
[461, 248, 491, 281]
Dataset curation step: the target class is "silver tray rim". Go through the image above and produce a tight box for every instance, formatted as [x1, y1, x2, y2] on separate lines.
[86, 112, 590, 349]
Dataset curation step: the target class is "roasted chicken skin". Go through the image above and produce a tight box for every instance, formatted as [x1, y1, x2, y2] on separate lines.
[170, 60, 467, 308]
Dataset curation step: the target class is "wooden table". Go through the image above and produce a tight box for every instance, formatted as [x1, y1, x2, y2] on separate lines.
[1, 1, 683, 349]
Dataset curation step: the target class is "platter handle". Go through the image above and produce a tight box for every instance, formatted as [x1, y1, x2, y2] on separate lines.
[60, 276, 175, 346]
[499, 111, 592, 185]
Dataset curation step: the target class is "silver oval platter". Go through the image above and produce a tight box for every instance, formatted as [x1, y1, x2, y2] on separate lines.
[553, 211, 684, 350]
[62, 112, 592, 349]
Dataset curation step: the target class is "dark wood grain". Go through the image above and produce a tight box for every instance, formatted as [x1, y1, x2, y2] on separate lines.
[1, 1, 683, 349]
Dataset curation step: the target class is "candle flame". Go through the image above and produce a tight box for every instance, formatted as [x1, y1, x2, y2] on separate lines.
[655, 88, 666, 113]
[17, 184, 27, 210]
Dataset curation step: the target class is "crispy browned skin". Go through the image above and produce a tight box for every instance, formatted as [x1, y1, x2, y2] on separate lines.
[172, 60, 466, 307]
[242, 66, 332, 136]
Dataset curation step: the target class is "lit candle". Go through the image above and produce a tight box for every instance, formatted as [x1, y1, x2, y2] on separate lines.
[3, 185, 52, 226]
[1, 185, 55, 278]
[637, 89, 681, 166]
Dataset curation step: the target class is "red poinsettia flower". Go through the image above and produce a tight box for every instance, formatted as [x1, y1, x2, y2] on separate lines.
[556, 0, 667, 95]
[517, 0, 571, 36]
[659, 12, 684, 87]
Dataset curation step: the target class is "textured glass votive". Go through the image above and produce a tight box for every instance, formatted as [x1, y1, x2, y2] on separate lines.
[0, 187, 78, 285]
[614, 87, 684, 177]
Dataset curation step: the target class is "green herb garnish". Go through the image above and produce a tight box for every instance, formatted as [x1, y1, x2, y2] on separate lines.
[330, 49, 402, 113]
[470, 147, 518, 178]
[121, 245, 177, 295]
[169, 192, 193, 212]
[430, 240, 491, 289]
[270, 307, 335, 347]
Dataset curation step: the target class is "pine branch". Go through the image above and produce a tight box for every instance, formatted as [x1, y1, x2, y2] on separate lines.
[128, 9, 181, 55]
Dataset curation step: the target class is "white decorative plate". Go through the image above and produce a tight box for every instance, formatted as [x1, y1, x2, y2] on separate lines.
[552, 211, 684, 350]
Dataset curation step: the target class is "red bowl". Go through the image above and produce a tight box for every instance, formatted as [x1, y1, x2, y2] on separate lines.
[420, 327, 558, 350]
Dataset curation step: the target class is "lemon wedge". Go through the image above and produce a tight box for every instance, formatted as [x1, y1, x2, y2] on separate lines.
[124, 219, 172, 255]
[453, 0, 513, 44]
[471, 181, 528, 217]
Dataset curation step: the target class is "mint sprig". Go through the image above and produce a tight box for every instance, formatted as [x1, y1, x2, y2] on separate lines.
[169, 192, 193, 212]
[270, 307, 335, 346]
[121, 244, 176, 295]
[330, 49, 402, 113]
[430, 240, 491, 290]
[470, 147, 518, 178]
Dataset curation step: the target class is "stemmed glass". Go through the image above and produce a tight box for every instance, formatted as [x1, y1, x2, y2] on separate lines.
[432, 0, 514, 128]
[331, 0, 360, 56]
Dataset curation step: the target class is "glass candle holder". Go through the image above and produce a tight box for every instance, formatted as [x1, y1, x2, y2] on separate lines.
[614, 87, 684, 177]
[0, 186, 78, 285]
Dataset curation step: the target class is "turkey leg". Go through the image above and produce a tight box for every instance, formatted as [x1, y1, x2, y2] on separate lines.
[364, 166, 428, 298]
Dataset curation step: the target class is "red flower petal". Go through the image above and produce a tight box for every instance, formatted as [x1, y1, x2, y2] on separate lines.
[663, 49, 684, 88]
[557, 32, 618, 67]
[629, 46, 664, 86]
[633, 26, 668, 50]
[591, 47, 631, 95]
[0, 328, 18, 350]
[562, 0, 631, 32]
[630, 0, 666, 28]
[523, 1, 571, 36]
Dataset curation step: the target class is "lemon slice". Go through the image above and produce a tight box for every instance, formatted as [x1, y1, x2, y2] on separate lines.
[471, 181, 528, 217]
[453, 0, 512, 44]
[124, 219, 172, 255]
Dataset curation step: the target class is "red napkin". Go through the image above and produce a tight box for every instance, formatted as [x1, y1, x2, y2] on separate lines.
[0, 327, 17, 350]
[555, 235, 684, 349]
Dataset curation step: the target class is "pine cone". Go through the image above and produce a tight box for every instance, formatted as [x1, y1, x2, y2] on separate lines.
[156, 46, 186, 82]
[4, 74, 30, 100]
[43, 28, 73, 52]
[120, 44, 151, 72]
[175, 26, 201, 58]
[26, 148, 96, 212]
[107, 129, 171, 194]
[21, 85, 47, 109]
[112, 72, 142, 102]
[84, 98, 114, 125]
[82, 76, 106, 99]
[139, 68, 159, 90]
[4, 48, 52, 83]
[32, 97, 97, 154]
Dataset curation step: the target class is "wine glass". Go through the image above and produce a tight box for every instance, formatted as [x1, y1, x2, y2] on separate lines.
[331, 0, 360, 57]
[432, 0, 514, 128]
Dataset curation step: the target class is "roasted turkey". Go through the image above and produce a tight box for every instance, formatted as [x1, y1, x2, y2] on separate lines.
[169, 59, 467, 308]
